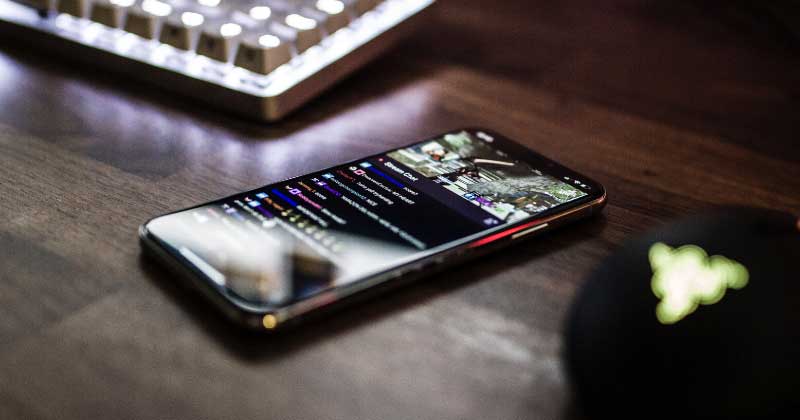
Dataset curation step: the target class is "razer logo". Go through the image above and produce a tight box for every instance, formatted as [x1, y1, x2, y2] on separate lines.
[649, 243, 749, 325]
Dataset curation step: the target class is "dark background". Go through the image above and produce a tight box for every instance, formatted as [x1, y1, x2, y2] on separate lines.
[1, 0, 799, 419]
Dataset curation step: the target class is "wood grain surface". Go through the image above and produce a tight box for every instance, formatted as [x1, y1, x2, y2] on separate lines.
[1, 1, 799, 419]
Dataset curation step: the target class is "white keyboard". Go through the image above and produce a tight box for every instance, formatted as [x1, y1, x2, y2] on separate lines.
[0, 0, 435, 120]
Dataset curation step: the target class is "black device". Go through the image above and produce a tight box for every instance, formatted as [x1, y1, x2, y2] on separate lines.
[140, 128, 606, 331]
[565, 207, 800, 419]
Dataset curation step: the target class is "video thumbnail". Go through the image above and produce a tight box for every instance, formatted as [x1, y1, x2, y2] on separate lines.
[388, 131, 587, 222]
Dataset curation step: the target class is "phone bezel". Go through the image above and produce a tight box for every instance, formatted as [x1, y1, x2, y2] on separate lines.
[139, 128, 607, 329]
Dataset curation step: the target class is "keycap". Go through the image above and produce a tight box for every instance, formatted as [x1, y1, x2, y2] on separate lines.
[197, 22, 242, 62]
[234, 33, 292, 74]
[159, 11, 205, 50]
[280, 13, 321, 53]
[315, 0, 349, 34]
[192, 0, 226, 19]
[247, 5, 271, 21]
[124, 0, 172, 39]
[90, 0, 134, 28]
[57, 0, 90, 18]
[350, 0, 379, 16]
[19, 0, 56, 11]
[196, 0, 221, 7]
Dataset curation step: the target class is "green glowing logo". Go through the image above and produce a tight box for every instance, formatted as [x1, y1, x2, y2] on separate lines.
[649, 242, 749, 325]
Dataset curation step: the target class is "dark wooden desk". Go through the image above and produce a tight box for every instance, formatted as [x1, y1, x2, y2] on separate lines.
[1, 1, 798, 419]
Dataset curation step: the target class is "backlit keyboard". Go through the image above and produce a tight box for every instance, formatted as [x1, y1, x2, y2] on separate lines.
[0, 0, 435, 120]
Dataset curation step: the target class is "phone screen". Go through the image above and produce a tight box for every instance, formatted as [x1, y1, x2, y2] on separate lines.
[145, 129, 598, 310]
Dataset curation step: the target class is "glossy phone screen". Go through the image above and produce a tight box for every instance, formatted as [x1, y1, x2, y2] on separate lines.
[145, 129, 600, 310]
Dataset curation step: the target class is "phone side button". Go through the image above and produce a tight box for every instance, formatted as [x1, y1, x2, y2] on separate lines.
[511, 223, 549, 240]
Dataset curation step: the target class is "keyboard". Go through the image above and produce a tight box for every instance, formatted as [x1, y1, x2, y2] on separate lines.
[0, 0, 435, 120]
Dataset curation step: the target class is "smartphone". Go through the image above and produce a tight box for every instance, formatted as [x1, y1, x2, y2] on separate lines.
[139, 129, 606, 331]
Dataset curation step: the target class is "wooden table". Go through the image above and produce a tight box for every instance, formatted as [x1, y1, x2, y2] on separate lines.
[1, 1, 798, 418]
